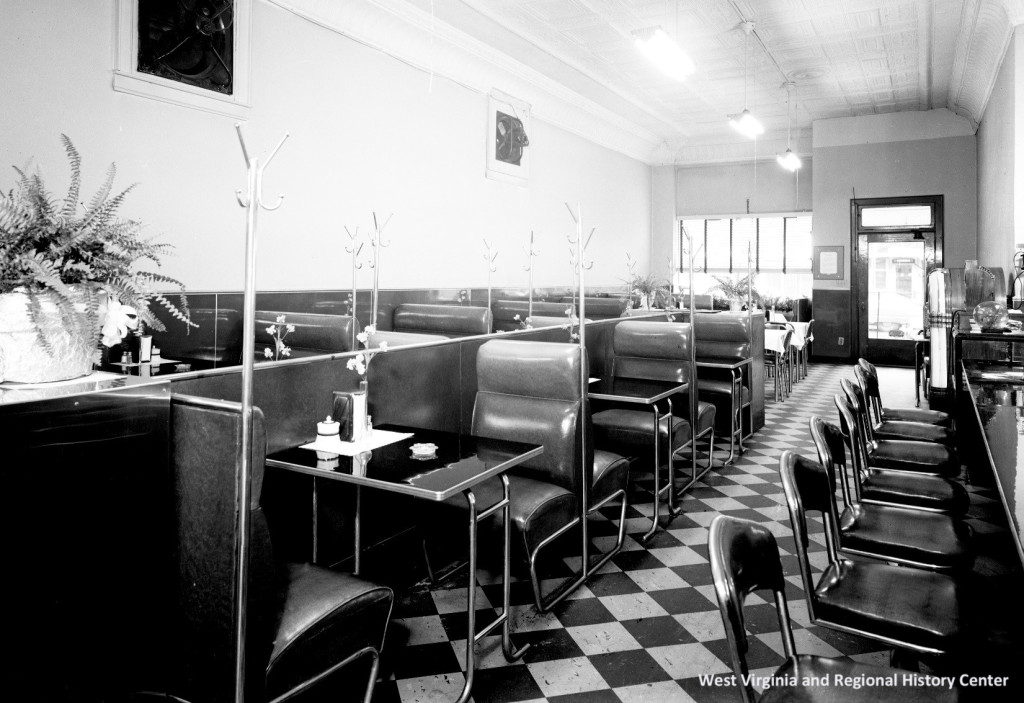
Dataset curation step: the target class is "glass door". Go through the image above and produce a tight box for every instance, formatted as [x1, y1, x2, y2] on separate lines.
[852, 197, 942, 366]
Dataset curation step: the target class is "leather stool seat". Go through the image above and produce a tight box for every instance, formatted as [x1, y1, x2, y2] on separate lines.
[869, 439, 961, 478]
[690, 400, 717, 435]
[838, 504, 974, 570]
[882, 406, 952, 427]
[760, 656, 959, 703]
[267, 565, 394, 698]
[872, 419, 956, 447]
[698, 379, 752, 402]
[814, 559, 963, 653]
[860, 469, 969, 515]
[593, 409, 692, 451]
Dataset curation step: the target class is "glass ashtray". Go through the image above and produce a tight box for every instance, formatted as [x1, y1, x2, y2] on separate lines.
[410, 442, 438, 459]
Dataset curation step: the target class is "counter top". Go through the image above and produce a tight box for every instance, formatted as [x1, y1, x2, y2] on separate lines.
[0, 371, 167, 406]
[964, 361, 1024, 566]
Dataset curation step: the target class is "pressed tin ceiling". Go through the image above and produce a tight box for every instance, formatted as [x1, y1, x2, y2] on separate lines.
[385, 0, 1023, 165]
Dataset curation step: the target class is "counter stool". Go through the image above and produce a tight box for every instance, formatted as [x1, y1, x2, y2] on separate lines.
[779, 451, 966, 661]
[834, 391, 961, 479]
[709, 515, 961, 703]
[805, 416, 974, 572]
[813, 412, 969, 516]
[858, 358, 952, 427]
[843, 376, 955, 447]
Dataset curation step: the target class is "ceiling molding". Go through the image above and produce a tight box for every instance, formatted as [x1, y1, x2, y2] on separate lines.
[947, 0, 1013, 128]
[264, 0, 663, 163]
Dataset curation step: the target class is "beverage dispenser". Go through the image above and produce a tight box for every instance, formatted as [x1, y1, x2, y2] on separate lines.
[925, 268, 964, 394]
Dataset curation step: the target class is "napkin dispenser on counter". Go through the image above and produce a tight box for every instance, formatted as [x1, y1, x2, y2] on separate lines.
[331, 388, 368, 442]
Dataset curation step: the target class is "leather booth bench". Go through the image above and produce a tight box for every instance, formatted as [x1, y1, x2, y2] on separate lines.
[391, 303, 491, 337]
[492, 300, 573, 331]
[254, 310, 360, 359]
[559, 297, 625, 320]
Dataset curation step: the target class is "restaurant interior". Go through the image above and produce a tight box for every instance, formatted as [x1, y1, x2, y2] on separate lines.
[2, 1, 1024, 702]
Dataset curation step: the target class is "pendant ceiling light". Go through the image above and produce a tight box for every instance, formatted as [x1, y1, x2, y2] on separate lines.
[633, 26, 695, 81]
[729, 21, 764, 139]
[777, 81, 802, 171]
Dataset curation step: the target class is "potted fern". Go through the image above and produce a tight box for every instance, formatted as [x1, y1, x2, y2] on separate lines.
[709, 274, 756, 311]
[0, 136, 192, 382]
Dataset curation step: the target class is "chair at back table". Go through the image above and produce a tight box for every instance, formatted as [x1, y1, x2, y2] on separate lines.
[708, 514, 960, 703]
[592, 320, 715, 534]
[442, 339, 630, 611]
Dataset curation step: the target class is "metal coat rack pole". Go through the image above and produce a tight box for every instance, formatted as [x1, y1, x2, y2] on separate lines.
[566, 202, 594, 575]
[368, 212, 392, 328]
[233, 123, 288, 703]
[483, 239, 498, 332]
[524, 231, 539, 319]
[344, 226, 363, 350]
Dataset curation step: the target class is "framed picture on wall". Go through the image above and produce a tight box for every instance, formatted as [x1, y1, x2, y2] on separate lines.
[485, 90, 531, 185]
[813, 245, 845, 280]
[113, 0, 251, 119]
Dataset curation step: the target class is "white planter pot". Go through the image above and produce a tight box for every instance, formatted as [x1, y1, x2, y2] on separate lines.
[0, 290, 98, 383]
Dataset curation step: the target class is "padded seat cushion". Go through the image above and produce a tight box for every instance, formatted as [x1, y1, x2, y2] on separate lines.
[872, 420, 956, 447]
[760, 655, 960, 703]
[813, 560, 963, 653]
[266, 564, 393, 697]
[698, 379, 751, 403]
[688, 400, 716, 434]
[882, 406, 952, 427]
[860, 470, 969, 515]
[444, 474, 577, 558]
[592, 409, 692, 451]
[868, 439, 960, 478]
[592, 450, 630, 507]
[838, 505, 974, 571]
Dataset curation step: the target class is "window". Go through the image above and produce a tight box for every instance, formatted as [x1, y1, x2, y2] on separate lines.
[677, 213, 813, 299]
[860, 205, 932, 228]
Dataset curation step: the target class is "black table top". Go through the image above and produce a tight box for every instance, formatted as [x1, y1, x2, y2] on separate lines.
[587, 377, 689, 404]
[265, 424, 543, 501]
[694, 356, 752, 370]
[964, 361, 1024, 566]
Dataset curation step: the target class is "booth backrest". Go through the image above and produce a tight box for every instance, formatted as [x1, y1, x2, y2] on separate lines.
[610, 320, 693, 385]
[254, 310, 359, 357]
[158, 307, 243, 364]
[472, 340, 590, 494]
[693, 312, 751, 360]
[558, 297, 625, 319]
[170, 395, 282, 703]
[392, 303, 491, 337]
[368, 330, 450, 348]
[492, 300, 572, 331]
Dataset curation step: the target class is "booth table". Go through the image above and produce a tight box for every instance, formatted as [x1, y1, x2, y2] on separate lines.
[266, 425, 542, 703]
[589, 377, 689, 541]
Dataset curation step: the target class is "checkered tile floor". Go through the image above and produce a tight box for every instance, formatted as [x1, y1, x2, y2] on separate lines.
[369, 363, 1022, 702]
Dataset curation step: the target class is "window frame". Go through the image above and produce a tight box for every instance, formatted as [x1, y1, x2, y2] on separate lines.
[678, 212, 813, 275]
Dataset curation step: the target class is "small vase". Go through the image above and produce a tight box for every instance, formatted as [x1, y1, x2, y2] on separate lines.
[351, 380, 369, 442]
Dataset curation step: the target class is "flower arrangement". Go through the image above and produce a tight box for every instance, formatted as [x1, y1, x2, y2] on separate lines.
[0, 135, 192, 378]
[346, 323, 388, 375]
[263, 314, 295, 360]
[629, 273, 672, 309]
[709, 274, 757, 304]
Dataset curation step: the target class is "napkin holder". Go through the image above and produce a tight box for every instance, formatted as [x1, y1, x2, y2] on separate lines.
[332, 388, 368, 442]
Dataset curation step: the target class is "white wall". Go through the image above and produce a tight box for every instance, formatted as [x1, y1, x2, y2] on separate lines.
[978, 28, 1022, 268]
[812, 110, 978, 290]
[0, 0, 651, 292]
[675, 159, 812, 216]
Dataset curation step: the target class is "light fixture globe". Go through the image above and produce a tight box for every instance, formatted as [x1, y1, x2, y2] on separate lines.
[633, 27, 695, 81]
[776, 148, 802, 171]
[729, 109, 764, 138]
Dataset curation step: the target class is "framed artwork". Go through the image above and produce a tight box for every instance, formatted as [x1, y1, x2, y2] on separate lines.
[813, 245, 845, 280]
[113, 0, 251, 119]
[485, 90, 531, 185]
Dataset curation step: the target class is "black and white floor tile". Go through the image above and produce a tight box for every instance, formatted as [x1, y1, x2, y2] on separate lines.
[369, 363, 1022, 702]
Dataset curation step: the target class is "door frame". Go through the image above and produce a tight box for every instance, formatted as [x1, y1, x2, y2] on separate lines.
[850, 195, 944, 364]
